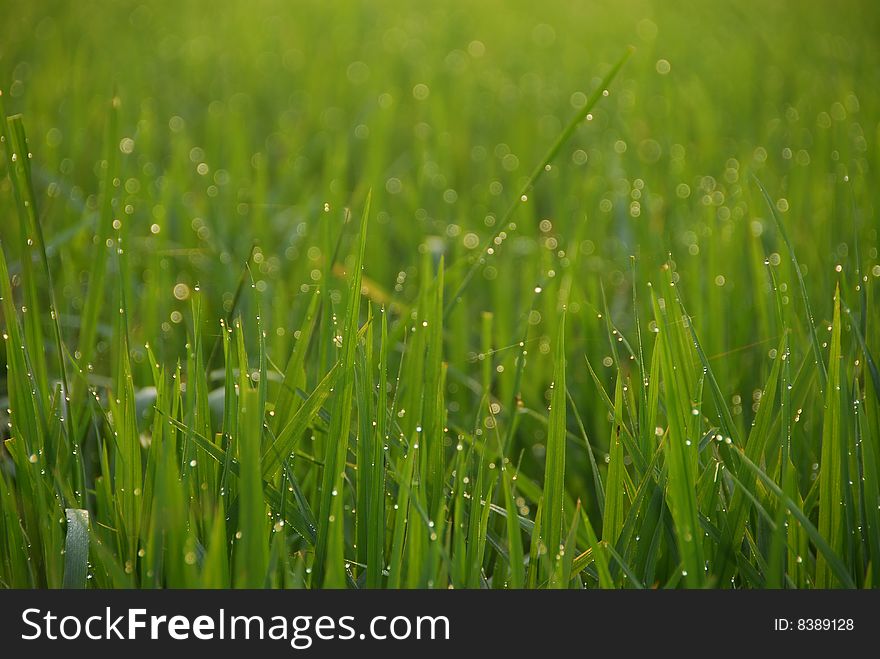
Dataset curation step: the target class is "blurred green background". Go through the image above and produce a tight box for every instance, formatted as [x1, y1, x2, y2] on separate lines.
[2, 0, 879, 495]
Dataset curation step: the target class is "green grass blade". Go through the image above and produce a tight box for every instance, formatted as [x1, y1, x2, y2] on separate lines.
[551, 501, 580, 588]
[387, 444, 417, 588]
[715, 333, 786, 585]
[579, 505, 613, 588]
[602, 375, 626, 545]
[62, 509, 89, 589]
[502, 465, 525, 588]
[313, 191, 371, 587]
[273, 289, 321, 433]
[366, 308, 390, 588]
[734, 448, 855, 588]
[652, 288, 704, 588]
[753, 174, 827, 393]
[816, 285, 844, 587]
[261, 363, 341, 480]
[423, 258, 446, 519]
[540, 313, 567, 574]
[1, 111, 49, 404]
[235, 387, 269, 587]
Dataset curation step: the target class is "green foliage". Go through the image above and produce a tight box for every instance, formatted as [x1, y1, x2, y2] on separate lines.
[1, 0, 879, 589]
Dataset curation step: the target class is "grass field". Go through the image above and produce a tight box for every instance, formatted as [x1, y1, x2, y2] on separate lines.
[1, 0, 879, 588]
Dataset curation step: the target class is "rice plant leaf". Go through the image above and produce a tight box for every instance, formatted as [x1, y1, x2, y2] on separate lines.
[502, 466, 525, 589]
[234, 387, 269, 588]
[273, 289, 321, 433]
[261, 363, 341, 481]
[602, 375, 626, 545]
[387, 444, 418, 588]
[313, 191, 371, 588]
[715, 333, 786, 584]
[816, 285, 844, 587]
[753, 174, 827, 392]
[62, 509, 89, 589]
[579, 505, 613, 588]
[367, 308, 390, 588]
[734, 448, 855, 588]
[540, 313, 567, 571]
[551, 500, 580, 588]
[652, 288, 704, 588]
[423, 258, 446, 519]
